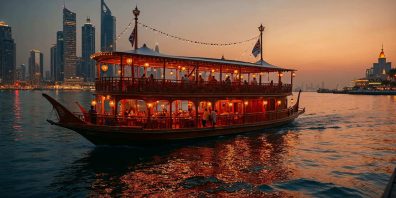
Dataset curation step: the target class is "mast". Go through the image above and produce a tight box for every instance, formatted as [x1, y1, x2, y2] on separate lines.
[133, 6, 140, 50]
[258, 24, 265, 61]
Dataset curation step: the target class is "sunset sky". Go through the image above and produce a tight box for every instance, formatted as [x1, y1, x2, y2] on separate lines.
[1, 0, 395, 88]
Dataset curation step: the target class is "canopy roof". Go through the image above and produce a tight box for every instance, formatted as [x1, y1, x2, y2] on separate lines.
[91, 44, 295, 72]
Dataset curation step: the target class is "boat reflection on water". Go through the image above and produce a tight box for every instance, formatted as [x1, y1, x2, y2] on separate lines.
[49, 128, 300, 197]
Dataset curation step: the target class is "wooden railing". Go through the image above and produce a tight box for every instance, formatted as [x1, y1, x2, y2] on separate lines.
[75, 107, 302, 130]
[95, 77, 292, 95]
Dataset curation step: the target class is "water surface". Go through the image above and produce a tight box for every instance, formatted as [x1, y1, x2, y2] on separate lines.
[0, 90, 395, 197]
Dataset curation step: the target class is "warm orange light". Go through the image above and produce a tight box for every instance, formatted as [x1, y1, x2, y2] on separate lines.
[252, 74, 256, 78]
[101, 64, 108, 72]
[148, 103, 152, 108]
[278, 72, 283, 77]
[211, 69, 215, 73]
[181, 67, 186, 71]
[208, 102, 212, 106]
[109, 100, 115, 107]
[117, 70, 121, 74]
[126, 58, 133, 65]
[156, 100, 160, 103]
[244, 101, 248, 105]
[170, 71, 174, 75]
[144, 63, 149, 67]
[228, 102, 233, 107]
[291, 98, 294, 103]
[277, 100, 282, 105]
[234, 70, 238, 74]
[292, 72, 296, 77]
[263, 101, 268, 105]
[91, 100, 97, 106]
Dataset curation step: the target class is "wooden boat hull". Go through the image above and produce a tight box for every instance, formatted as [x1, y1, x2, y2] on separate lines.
[48, 110, 303, 145]
[43, 93, 304, 145]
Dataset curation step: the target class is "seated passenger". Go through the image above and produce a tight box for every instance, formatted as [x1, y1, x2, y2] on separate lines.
[251, 77, 258, 85]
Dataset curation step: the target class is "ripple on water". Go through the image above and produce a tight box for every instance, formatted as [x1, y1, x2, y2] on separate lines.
[273, 178, 364, 197]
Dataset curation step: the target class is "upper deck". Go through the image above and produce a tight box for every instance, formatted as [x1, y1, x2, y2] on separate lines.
[91, 44, 296, 98]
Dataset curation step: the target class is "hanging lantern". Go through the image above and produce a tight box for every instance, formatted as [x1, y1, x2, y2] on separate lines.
[277, 100, 282, 105]
[244, 101, 248, 105]
[292, 72, 296, 77]
[109, 100, 115, 108]
[126, 58, 133, 65]
[144, 63, 149, 67]
[211, 69, 215, 73]
[101, 64, 108, 72]
[263, 101, 268, 105]
[234, 70, 238, 74]
[91, 100, 97, 106]
[170, 71, 174, 75]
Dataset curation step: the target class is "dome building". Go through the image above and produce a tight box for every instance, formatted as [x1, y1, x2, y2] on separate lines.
[366, 45, 392, 80]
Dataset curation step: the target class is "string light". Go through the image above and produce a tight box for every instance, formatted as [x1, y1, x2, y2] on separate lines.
[113, 17, 259, 47]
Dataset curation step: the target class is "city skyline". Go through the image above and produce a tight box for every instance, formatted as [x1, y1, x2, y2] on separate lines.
[0, 0, 396, 88]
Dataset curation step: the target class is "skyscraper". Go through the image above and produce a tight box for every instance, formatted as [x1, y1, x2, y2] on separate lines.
[82, 17, 96, 81]
[28, 50, 43, 85]
[55, 31, 64, 81]
[63, 7, 77, 80]
[50, 44, 56, 81]
[101, 0, 116, 77]
[0, 21, 16, 84]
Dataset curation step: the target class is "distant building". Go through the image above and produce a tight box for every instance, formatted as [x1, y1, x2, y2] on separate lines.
[82, 17, 96, 81]
[28, 50, 43, 85]
[15, 64, 26, 81]
[55, 31, 64, 81]
[101, 0, 116, 77]
[0, 21, 16, 84]
[50, 44, 56, 81]
[366, 46, 392, 80]
[63, 7, 77, 80]
[45, 71, 50, 81]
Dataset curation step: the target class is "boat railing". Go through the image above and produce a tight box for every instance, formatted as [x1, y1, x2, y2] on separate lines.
[95, 77, 292, 95]
[73, 106, 300, 129]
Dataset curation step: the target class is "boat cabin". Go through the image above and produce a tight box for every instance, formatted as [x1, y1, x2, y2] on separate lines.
[88, 44, 297, 129]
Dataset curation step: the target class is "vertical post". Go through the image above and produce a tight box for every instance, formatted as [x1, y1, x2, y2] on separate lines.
[96, 62, 101, 79]
[169, 100, 173, 128]
[133, 6, 140, 50]
[258, 24, 265, 62]
[220, 65, 222, 82]
[195, 101, 199, 128]
[120, 55, 123, 92]
[195, 64, 199, 84]
[163, 59, 166, 83]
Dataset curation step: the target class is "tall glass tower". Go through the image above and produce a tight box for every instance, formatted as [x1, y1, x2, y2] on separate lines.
[101, 0, 116, 77]
[0, 21, 16, 84]
[63, 7, 77, 80]
[82, 17, 96, 81]
[55, 31, 64, 81]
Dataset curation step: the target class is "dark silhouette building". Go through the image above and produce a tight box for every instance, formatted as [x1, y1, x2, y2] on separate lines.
[101, 0, 116, 77]
[28, 49, 43, 85]
[0, 21, 16, 84]
[63, 7, 77, 80]
[55, 31, 64, 81]
[82, 17, 96, 81]
[366, 46, 392, 80]
[50, 44, 56, 81]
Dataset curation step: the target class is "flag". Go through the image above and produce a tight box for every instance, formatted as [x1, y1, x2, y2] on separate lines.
[129, 26, 136, 48]
[252, 39, 261, 57]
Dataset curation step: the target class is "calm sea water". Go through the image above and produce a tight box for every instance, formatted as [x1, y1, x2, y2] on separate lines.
[0, 90, 395, 197]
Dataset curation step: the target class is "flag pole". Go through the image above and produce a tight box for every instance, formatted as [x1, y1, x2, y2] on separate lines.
[258, 24, 265, 61]
[133, 6, 140, 50]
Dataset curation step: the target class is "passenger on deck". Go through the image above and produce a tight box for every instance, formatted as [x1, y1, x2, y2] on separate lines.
[211, 109, 217, 127]
[202, 108, 210, 127]
[251, 77, 258, 85]
[88, 106, 97, 124]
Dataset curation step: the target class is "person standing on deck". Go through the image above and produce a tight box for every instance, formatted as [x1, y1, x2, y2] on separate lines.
[89, 106, 97, 124]
[202, 108, 210, 127]
[211, 109, 217, 127]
